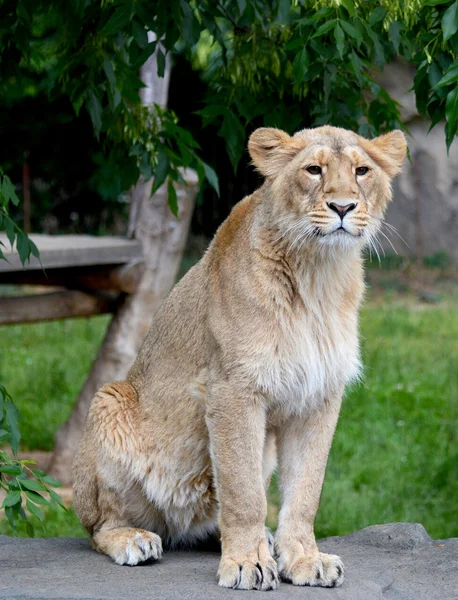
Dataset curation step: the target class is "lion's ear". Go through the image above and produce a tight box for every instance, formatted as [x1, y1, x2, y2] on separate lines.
[362, 130, 407, 178]
[248, 127, 305, 178]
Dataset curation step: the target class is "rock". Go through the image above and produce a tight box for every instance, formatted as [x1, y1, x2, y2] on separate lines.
[386, 120, 458, 264]
[375, 60, 458, 264]
[342, 522, 431, 549]
[0, 523, 456, 600]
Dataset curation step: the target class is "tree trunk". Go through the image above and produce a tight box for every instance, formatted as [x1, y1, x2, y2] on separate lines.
[49, 38, 198, 484]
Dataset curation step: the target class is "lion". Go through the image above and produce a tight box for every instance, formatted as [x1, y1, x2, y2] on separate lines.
[73, 125, 406, 590]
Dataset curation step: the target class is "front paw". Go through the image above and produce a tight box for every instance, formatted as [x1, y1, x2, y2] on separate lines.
[218, 556, 279, 591]
[279, 552, 344, 588]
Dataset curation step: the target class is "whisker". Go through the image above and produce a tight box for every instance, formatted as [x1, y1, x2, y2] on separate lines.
[377, 229, 398, 255]
[383, 223, 410, 249]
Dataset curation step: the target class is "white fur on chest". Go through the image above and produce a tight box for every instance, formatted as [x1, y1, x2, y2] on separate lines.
[257, 299, 361, 415]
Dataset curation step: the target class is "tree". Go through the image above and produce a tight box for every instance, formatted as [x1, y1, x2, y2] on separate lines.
[2, 1, 457, 194]
[1, 0, 457, 481]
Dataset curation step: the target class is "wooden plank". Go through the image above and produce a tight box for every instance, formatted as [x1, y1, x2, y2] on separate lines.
[0, 261, 144, 293]
[0, 234, 142, 273]
[0, 291, 118, 325]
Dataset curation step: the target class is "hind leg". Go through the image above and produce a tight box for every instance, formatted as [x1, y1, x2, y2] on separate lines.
[93, 528, 162, 565]
[73, 382, 164, 566]
[89, 481, 163, 566]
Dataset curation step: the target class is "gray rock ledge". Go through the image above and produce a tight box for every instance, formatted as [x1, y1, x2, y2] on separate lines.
[0, 523, 456, 600]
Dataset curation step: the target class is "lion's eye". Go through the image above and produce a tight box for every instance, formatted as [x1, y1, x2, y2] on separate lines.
[356, 166, 369, 176]
[306, 165, 322, 175]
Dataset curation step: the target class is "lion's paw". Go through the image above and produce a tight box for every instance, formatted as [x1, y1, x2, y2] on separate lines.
[280, 552, 344, 587]
[111, 530, 163, 566]
[218, 557, 280, 591]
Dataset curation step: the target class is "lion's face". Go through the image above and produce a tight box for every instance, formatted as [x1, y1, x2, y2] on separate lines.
[249, 125, 407, 253]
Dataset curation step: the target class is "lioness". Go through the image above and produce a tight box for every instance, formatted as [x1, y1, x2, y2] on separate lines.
[73, 125, 406, 590]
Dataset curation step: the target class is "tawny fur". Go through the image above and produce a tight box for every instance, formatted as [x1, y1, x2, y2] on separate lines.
[73, 125, 406, 591]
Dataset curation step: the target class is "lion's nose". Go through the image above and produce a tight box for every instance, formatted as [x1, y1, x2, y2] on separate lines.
[327, 202, 357, 219]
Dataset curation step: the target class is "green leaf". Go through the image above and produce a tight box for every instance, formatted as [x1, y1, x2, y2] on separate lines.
[20, 479, 47, 493]
[5, 503, 21, 532]
[26, 499, 43, 522]
[25, 521, 35, 537]
[103, 57, 116, 89]
[28, 238, 40, 260]
[445, 117, 458, 151]
[31, 468, 47, 478]
[341, 0, 355, 17]
[0, 464, 23, 476]
[293, 48, 308, 83]
[442, 1, 458, 41]
[334, 23, 345, 57]
[157, 48, 166, 78]
[49, 489, 67, 510]
[305, 7, 333, 22]
[3, 215, 15, 247]
[167, 178, 178, 217]
[340, 20, 362, 46]
[1, 176, 19, 206]
[237, 0, 246, 16]
[424, 0, 449, 4]
[276, 0, 291, 24]
[446, 85, 458, 129]
[151, 149, 169, 194]
[131, 19, 148, 48]
[2, 491, 21, 508]
[86, 90, 103, 139]
[101, 4, 132, 35]
[312, 19, 337, 38]
[351, 50, 364, 86]
[42, 475, 63, 488]
[389, 22, 403, 54]
[364, 22, 385, 65]
[369, 7, 386, 26]
[284, 38, 303, 50]
[219, 110, 245, 172]
[133, 41, 158, 69]
[4, 400, 20, 455]
[180, 0, 201, 46]
[16, 232, 31, 266]
[202, 162, 220, 196]
[428, 62, 444, 89]
[139, 151, 153, 181]
[25, 491, 49, 505]
[435, 61, 458, 87]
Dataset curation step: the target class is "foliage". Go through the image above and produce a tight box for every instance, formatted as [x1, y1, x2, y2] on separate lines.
[0, 384, 67, 537]
[0, 0, 220, 215]
[192, 0, 458, 165]
[0, 0, 457, 225]
[0, 171, 64, 537]
[0, 171, 39, 263]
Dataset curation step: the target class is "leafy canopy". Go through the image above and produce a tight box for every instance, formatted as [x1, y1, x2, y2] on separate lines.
[1, 0, 457, 210]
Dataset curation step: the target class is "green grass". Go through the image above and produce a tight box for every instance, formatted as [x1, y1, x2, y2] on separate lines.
[0, 316, 110, 450]
[1, 301, 457, 540]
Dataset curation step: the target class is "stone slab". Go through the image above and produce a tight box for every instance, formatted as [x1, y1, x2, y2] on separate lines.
[0, 523, 456, 600]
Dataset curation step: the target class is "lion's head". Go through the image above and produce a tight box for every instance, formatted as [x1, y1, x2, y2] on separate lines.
[248, 125, 407, 254]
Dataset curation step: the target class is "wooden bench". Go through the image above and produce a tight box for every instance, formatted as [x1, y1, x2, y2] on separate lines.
[0, 234, 143, 325]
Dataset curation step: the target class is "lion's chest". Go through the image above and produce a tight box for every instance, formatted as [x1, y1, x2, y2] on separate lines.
[255, 304, 361, 414]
